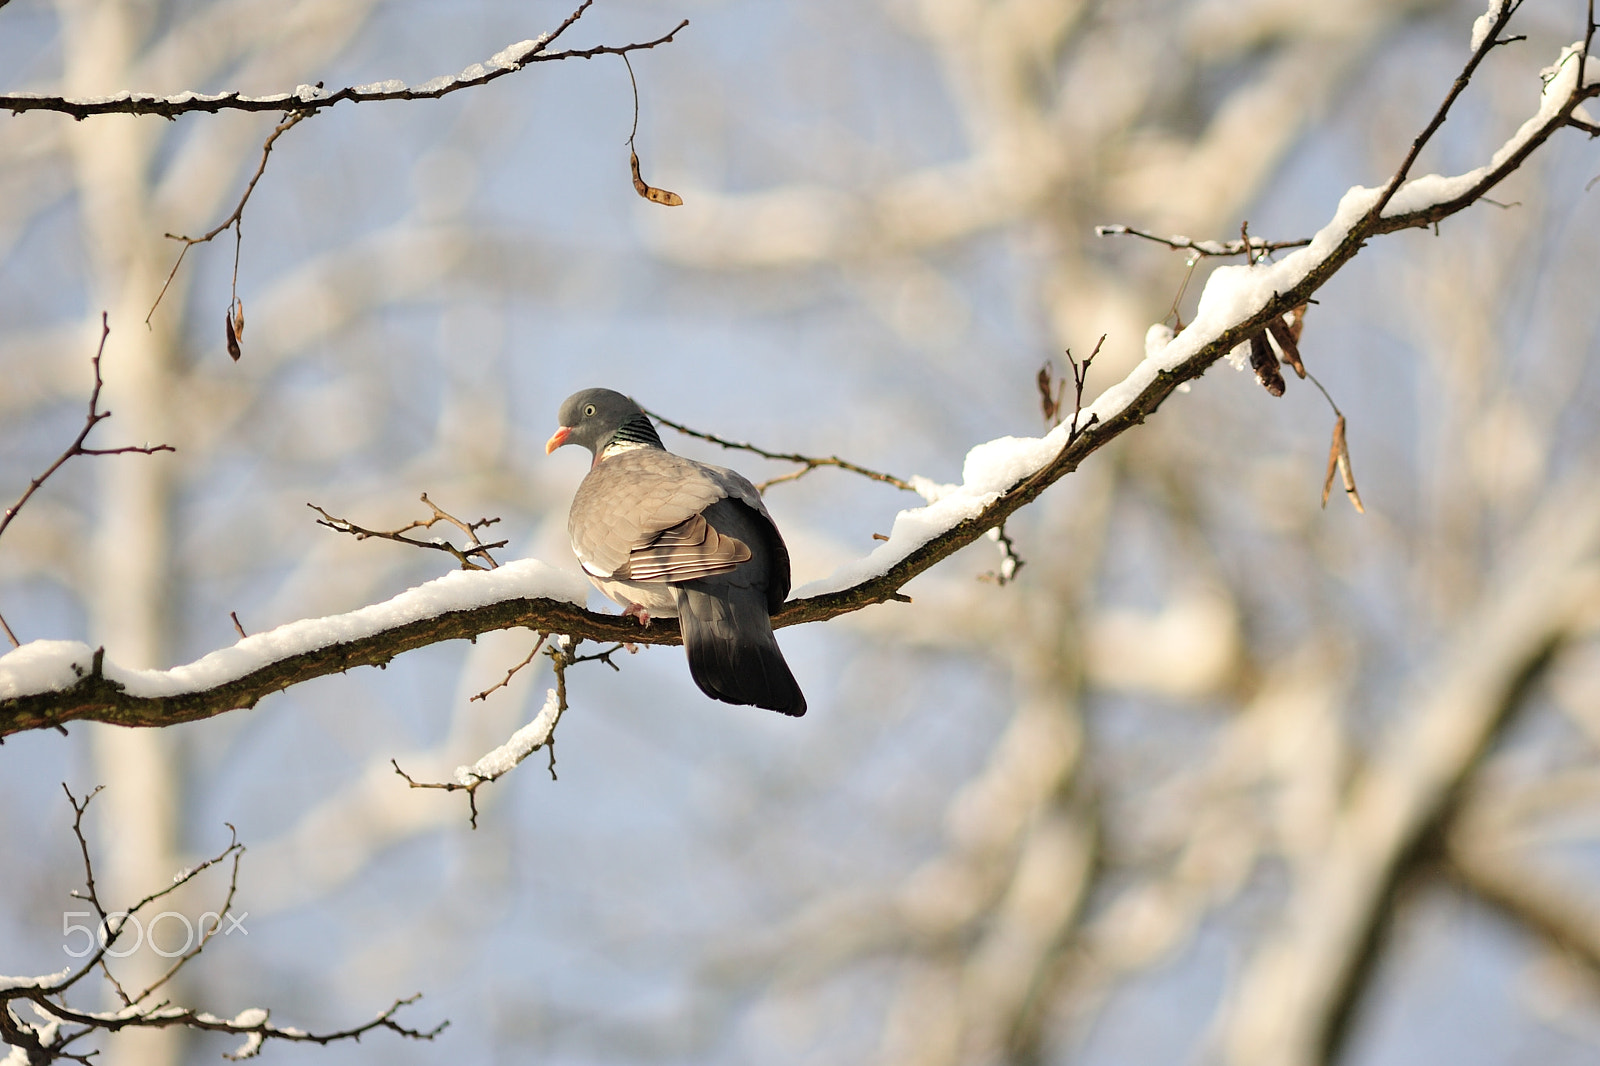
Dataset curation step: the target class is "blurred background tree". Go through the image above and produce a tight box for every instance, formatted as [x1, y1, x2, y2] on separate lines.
[3, 0, 1599, 1063]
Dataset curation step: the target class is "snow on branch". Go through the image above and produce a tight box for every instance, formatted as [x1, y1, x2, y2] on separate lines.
[0, 2, 688, 120]
[0, 562, 594, 736]
[1, 6, 1596, 739]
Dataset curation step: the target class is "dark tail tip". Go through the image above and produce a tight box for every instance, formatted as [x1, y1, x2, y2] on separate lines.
[678, 589, 807, 716]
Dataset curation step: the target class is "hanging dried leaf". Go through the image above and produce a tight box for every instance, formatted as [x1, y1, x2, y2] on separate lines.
[1267, 317, 1306, 378]
[1037, 363, 1064, 425]
[630, 150, 683, 207]
[1249, 331, 1285, 396]
[232, 297, 245, 341]
[224, 304, 242, 362]
[1322, 414, 1366, 513]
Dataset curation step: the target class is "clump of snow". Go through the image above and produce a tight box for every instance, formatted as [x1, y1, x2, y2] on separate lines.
[457, 63, 487, 83]
[218, 1008, 270, 1060]
[1144, 323, 1175, 360]
[353, 79, 406, 95]
[292, 84, 324, 102]
[0, 641, 96, 699]
[795, 426, 1071, 599]
[414, 75, 453, 94]
[456, 688, 560, 783]
[490, 37, 547, 68]
[0, 559, 589, 703]
[0, 967, 71, 992]
[1471, 1, 1508, 52]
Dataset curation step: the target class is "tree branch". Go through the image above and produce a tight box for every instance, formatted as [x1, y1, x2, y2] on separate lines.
[0, 3, 689, 120]
[0, 314, 173, 546]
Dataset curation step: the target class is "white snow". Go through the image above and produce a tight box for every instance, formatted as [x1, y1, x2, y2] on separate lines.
[490, 37, 547, 68]
[1144, 323, 1176, 359]
[0, 967, 71, 992]
[353, 80, 406, 95]
[455, 687, 561, 784]
[794, 427, 1071, 598]
[0, 560, 588, 702]
[225, 1007, 269, 1058]
[1471, 1, 1508, 52]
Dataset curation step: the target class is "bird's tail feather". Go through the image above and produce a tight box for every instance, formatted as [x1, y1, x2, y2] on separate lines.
[678, 586, 806, 716]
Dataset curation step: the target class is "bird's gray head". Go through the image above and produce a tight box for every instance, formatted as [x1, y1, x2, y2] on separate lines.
[546, 387, 664, 458]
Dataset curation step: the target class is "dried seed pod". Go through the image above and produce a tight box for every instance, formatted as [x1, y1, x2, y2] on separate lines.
[630, 150, 683, 207]
[1268, 317, 1306, 378]
[1322, 414, 1366, 513]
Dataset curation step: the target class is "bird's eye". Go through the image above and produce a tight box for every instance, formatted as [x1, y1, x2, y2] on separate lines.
[584, 404, 596, 417]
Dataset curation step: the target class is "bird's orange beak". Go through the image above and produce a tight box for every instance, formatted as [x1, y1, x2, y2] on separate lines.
[545, 426, 573, 454]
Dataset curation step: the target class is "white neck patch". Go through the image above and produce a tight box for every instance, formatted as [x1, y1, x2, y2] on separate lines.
[599, 440, 652, 460]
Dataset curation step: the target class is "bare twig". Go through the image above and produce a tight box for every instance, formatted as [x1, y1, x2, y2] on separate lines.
[0, 315, 174, 546]
[1095, 224, 1311, 259]
[0, 611, 18, 648]
[471, 632, 548, 701]
[146, 111, 308, 327]
[309, 494, 506, 570]
[644, 408, 916, 493]
[1065, 336, 1104, 445]
[1, 4, 688, 119]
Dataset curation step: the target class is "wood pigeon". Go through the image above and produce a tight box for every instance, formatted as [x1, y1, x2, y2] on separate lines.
[546, 388, 807, 716]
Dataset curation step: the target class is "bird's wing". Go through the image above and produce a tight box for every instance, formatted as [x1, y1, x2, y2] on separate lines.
[570, 450, 744, 579]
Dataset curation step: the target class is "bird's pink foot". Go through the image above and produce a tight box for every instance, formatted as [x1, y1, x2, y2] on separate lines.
[622, 602, 652, 627]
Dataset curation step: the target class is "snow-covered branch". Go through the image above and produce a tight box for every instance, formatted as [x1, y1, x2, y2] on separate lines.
[0, 3, 688, 120]
[1, 7, 1595, 741]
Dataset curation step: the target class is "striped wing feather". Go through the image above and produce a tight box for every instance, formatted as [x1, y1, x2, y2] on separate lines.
[624, 512, 751, 583]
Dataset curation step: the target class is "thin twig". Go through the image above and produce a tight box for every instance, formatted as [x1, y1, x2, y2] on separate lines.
[644, 409, 916, 492]
[1095, 223, 1311, 258]
[309, 494, 506, 570]
[471, 632, 548, 701]
[0, 315, 174, 546]
[1065, 335, 1104, 446]
[146, 111, 309, 327]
